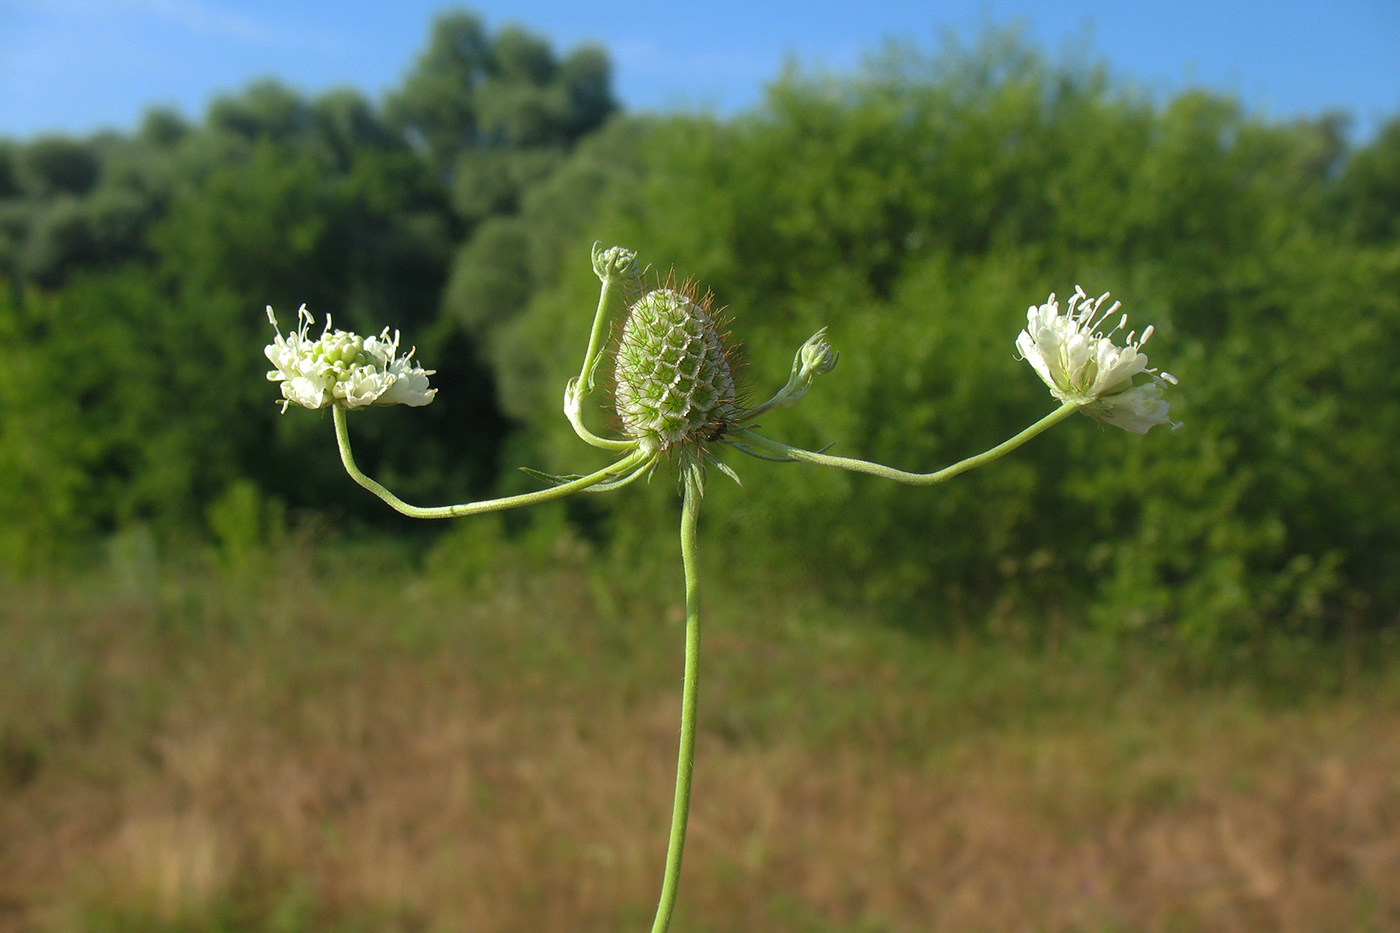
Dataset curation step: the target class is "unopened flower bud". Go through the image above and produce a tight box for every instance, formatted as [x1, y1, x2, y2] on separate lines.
[798, 328, 839, 381]
[763, 327, 838, 411]
[592, 242, 639, 283]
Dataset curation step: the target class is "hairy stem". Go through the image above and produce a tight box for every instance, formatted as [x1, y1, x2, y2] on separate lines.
[578, 266, 623, 396]
[333, 405, 647, 519]
[565, 261, 639, 450]
[650, 467, 704, 933]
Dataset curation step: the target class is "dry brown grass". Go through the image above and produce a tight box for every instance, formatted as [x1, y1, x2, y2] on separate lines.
[1, 546, 1397, 932]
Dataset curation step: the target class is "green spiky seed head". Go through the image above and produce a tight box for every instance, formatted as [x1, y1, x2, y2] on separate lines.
[614, 286, 739, 454]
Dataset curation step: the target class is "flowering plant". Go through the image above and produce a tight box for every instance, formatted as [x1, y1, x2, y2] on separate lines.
[265, 244, 1176, 931]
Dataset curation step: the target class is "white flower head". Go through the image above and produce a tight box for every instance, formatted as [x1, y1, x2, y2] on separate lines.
[1015, 287, 1178, 434]
[265, 305, 437, 412]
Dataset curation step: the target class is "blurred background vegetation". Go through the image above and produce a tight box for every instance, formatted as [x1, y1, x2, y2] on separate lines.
[2, 9, 1398, 656]
[4, 9, 1400, 932]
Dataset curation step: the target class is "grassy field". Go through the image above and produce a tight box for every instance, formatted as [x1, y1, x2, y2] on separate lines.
[2, 532, 1398, 933]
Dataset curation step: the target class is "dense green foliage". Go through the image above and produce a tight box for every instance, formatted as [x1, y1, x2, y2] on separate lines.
[2, 17, 1397, 647]
[495, 35, 1400, 646]
[0, 12, 613, 565]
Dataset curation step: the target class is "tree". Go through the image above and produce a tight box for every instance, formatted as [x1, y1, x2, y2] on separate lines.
[502, 34, 1400, 644]
[386, 12, 616, 183]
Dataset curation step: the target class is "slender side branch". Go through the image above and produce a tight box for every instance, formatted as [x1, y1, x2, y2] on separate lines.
[735, 401, 1083, 485]
[650, 467, 704, 933]
[565, 379, 636, 450]
[333, 405, 648, 519]
[739, 328, 838, 422]
[577, 254, 628, 396]
[566, 247, 639, 449]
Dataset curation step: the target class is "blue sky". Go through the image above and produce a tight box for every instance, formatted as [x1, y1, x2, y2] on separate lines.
[3, 0, 1397, 143]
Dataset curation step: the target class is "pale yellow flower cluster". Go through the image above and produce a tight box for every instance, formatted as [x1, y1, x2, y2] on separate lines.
[265, 305, 435, 413]
[1016, 287, 1177, 433]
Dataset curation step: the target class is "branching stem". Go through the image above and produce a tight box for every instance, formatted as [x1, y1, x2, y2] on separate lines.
[734, 401, 1083, 485]
[578, 265, 623, 396]
[333, 405, 647, 519]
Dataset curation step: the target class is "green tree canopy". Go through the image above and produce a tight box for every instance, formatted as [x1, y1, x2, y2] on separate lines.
[0, 11, 621, 559]
[502, 34, 1400, 644]
[2, 18, 1396, 652]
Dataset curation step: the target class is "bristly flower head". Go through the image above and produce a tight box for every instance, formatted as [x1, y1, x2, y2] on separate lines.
[613, 283, 740, 454]
[265, 305, 436, 413]
[1016, 287, 1178, 434]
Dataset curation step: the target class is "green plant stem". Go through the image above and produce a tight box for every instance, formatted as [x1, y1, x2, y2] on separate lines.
[735, 401, 1083, 485]
[333, 405, 647, 519]
[565, 379, 636, 451]
[564, 265, 639, 450]
[577, 269, 622, 395]
[650, 469, 703, 933]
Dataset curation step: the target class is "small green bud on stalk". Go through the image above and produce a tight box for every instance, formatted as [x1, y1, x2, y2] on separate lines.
[592, 242, 640, 283]
[745, 327, 839, 419]
[798, 328, 839, 381]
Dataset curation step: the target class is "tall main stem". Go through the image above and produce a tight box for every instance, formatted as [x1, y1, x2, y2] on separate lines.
[650, 470, 703, 933]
